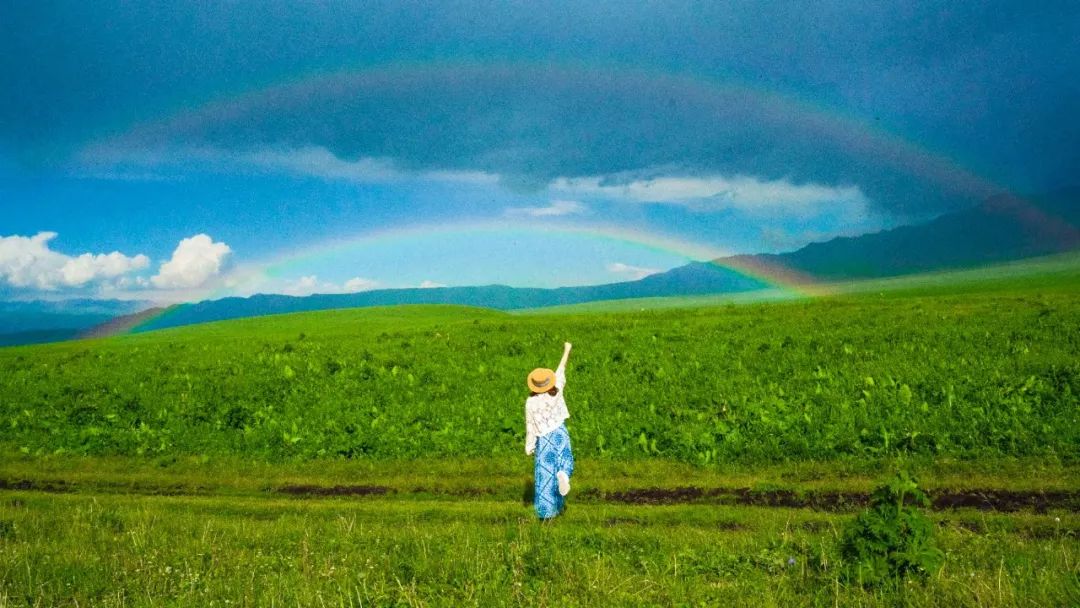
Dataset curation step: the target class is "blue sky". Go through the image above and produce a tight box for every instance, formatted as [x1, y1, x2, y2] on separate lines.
[1, 1, 1077, 303]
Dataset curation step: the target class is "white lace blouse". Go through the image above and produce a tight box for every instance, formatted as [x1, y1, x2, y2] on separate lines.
[524, 363, 569, 455]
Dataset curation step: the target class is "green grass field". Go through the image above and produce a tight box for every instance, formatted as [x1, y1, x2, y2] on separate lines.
[2, 261, 1079, 606]
[0, 456, 1077, 607]
[3, 487, 1077, 607]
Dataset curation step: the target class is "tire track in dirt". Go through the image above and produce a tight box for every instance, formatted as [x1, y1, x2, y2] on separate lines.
[3, 478, 1078, 512]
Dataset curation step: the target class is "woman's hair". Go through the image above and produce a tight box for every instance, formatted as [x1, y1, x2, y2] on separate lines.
[530, 387, 559, 397]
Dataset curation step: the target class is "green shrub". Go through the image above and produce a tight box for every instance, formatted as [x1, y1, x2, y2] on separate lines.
[840, 471, 944, 586]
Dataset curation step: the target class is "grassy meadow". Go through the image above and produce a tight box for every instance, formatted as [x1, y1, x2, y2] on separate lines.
[1, 261, 1079, 606]
[2, 486, 1077, 607]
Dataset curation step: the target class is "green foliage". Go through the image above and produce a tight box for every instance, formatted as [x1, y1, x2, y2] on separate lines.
[0, 287, 1077, 463]
[2, 485, 1077, 607]
[840, 471, 944, 586]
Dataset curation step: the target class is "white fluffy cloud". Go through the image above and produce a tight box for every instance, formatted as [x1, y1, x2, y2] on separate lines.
[606, 262, 660, 280]
[151, 234, 232, 289]
[282, 275, 379, 296]
[343, 277, 379, 292]
[0, 232, 150, 290]
[419, 280, 446, 289]
[0, 231, 241, 299]
[505, 200, 587, 217]
[550, 173, 867, 218]
[283, 275, 321, 296]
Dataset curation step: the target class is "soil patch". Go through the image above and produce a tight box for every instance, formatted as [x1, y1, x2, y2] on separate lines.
[588, 486, 1080, 512]
[276, 484, 390, 497]
[0, 479, 72, 494]
[930, 489, 1079, 513]
[601, 486, 707, 504]
[732, 488, 867, 510]
[591, 486, 867, 509]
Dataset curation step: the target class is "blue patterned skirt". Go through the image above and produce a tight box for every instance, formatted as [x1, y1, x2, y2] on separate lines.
[533, 423, 575, 519]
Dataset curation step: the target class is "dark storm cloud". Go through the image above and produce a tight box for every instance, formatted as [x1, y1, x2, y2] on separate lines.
[3, 1, 1079, 213]
[99, 64, 996, 216]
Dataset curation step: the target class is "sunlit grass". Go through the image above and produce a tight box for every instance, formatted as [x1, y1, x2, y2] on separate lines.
[2, 281, 1078, 464]
[1, 487, 1077, 607]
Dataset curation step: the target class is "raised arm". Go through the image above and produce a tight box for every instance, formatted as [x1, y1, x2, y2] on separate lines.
[556, 342, 571, 389]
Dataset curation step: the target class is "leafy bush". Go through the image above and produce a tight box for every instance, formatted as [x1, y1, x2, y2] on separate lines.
[840, 471, 944, 586]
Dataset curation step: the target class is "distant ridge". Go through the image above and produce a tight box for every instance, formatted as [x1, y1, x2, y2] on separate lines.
[62, 187, 1080, 338]
[738, 190, 1080, 279]
[128, 271, 768, 333]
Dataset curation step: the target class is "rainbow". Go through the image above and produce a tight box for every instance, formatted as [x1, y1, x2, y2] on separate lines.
[123, 221, 829, 333]
[90, 60, 1074, 333]
[244, 221, 824, 293]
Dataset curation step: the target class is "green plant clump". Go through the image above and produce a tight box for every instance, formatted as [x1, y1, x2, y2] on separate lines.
[840, 471, 944, 586]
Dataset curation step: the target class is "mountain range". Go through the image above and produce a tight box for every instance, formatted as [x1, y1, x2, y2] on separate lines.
[1, 189, 1076, 345]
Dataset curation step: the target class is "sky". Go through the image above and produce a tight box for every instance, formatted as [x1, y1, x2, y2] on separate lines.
[1, 1, 1078, 303]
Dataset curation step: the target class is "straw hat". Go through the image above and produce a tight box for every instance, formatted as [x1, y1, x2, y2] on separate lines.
[527, 368, 556, 393]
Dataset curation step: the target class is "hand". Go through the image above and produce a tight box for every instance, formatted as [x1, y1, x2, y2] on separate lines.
[559, 342, 572, 369]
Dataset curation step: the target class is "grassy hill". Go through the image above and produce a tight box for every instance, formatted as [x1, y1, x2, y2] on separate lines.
[2, 265, 1077, 464]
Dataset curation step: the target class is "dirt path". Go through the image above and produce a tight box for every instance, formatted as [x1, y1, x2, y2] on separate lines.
[4, 478, 1077, 512]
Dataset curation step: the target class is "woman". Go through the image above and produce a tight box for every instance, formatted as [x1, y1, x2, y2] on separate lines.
[525, 342, 575, 520]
